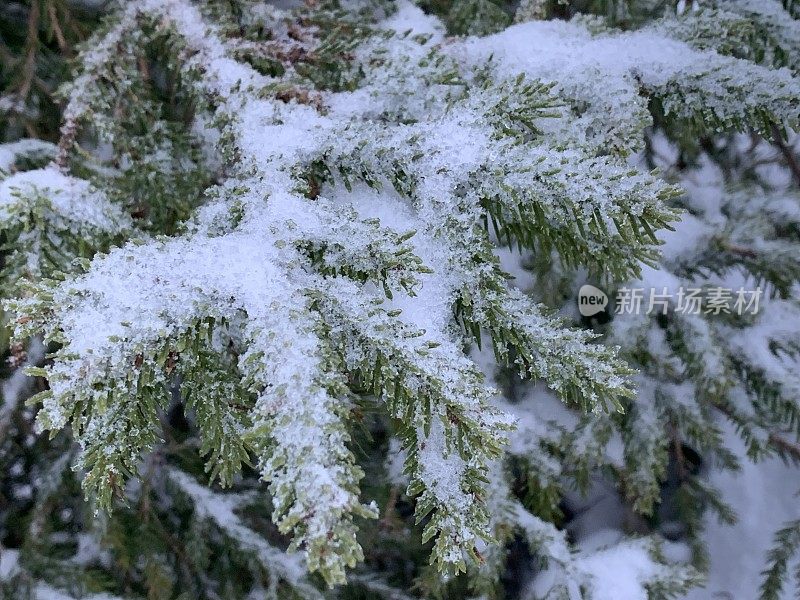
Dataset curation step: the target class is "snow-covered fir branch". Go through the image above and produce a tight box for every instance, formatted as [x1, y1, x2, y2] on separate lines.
[1, 0, 799, 598]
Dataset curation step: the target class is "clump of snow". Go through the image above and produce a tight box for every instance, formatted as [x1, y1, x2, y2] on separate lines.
[0, 140, 56, 174]
[381, 0, 444, 37]
[453, 18, 800, 153]
[573, 537, 669, 600]
[0, 167, 131, 234]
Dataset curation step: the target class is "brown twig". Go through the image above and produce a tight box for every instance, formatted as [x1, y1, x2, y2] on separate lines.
[17, 0, 41, 103]
[768, 432, 800, 463]
[712, 399, 800, 462]
[47, 1, 69, 55]
[670, 423, 687, 481]
[771, 124, 800, 187]
[720, 241, 759, 259]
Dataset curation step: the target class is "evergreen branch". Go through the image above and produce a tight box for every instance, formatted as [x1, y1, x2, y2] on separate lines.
[311, 277, 515, 574]
[760, 519, 800, 600]
[6, 0, 799, 595]
[168, 468, 324, 599]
